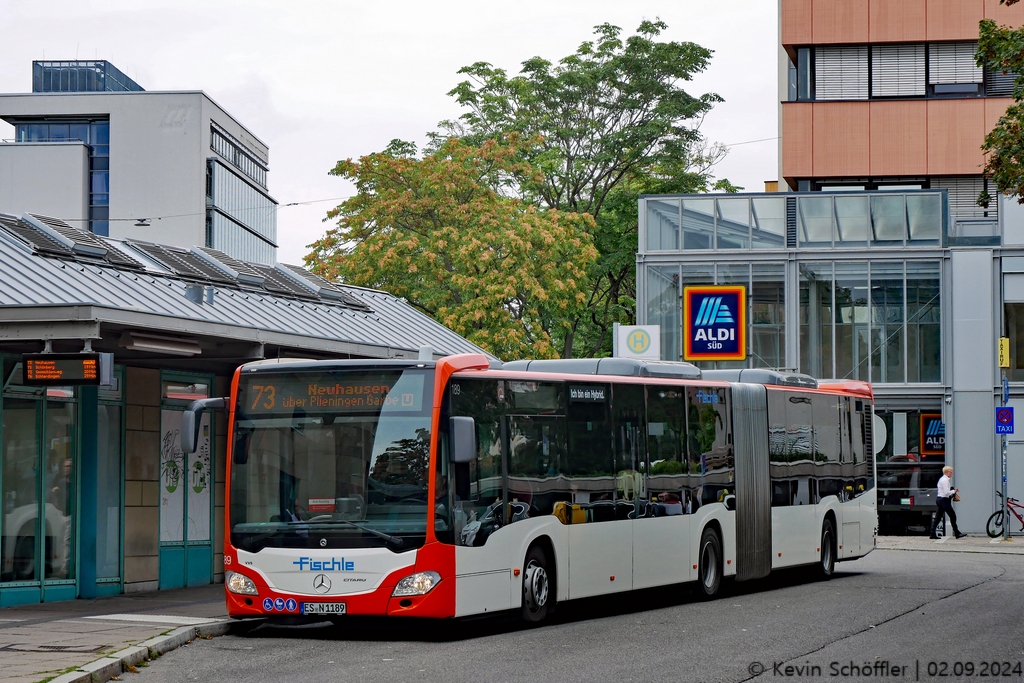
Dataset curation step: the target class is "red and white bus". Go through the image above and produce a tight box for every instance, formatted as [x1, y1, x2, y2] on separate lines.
[181, 353, 876, 623]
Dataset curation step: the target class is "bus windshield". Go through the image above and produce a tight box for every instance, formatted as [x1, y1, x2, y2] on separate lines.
[229, 367, 434, 553]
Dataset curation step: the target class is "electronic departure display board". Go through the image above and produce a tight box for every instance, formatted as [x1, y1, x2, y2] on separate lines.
[240, 371, 427, 415]
[23, 353, 101, 386]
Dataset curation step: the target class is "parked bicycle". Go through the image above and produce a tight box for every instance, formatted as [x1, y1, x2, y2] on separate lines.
[986, 491, 1024, 538]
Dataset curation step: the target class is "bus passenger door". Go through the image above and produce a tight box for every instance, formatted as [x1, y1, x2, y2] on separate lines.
[634, 384, 691, 589]
[448, 379, 512, 617]
[566, 383, 632, 598]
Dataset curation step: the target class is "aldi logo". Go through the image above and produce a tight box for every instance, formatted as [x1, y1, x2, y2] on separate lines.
[920, 413, 945, 456]
[683, 285, 746, 361]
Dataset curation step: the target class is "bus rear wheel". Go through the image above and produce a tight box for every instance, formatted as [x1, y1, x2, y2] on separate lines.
[521, 545, 551, 624]
[817, 518, 836, 579]
[698, 527, 722, 599]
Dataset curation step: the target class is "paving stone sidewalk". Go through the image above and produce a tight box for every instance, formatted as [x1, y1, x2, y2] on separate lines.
[0, 585, 230, 683]
[877, 533, 1024, 554]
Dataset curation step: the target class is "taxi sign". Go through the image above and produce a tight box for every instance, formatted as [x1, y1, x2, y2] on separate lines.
[996, 406, 1014, 435]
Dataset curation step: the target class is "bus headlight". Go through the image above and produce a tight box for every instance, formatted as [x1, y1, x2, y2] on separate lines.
[392, 571, 441, 596]
[226, 571, 258, 595]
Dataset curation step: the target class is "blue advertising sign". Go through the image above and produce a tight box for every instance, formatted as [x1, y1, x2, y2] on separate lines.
[683, 285, 747, 361]
[996, 406, 1014, 435]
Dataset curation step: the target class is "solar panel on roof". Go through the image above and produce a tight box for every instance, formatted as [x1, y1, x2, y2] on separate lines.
[126, 242, 235, 284]
[0, 215, 76, 257]
[248, 263, 320, 299]
[28, 214, 144, 270]
[196, 247, 266, 286]
[278, 264, 372, 311]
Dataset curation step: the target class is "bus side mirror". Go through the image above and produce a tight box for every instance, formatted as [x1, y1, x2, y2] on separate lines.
[723, 494, 736, 511]
[450, 416, 476, 464]
[181, 397, 227, 453]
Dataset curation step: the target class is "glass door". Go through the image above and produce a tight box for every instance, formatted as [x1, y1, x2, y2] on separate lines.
[1, 393, 77, 604]
[2, 398, 41, 586]
[159, 375, 213, 589]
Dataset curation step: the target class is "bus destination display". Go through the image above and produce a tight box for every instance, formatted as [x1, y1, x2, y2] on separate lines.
[23, 353, 101, 386]
[243, 373, 425, 414]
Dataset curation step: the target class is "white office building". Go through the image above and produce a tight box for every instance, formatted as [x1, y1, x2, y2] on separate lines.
[0, 61, 277, 263]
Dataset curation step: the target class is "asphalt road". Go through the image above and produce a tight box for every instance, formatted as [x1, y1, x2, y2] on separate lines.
[134, 549, 1024, 683]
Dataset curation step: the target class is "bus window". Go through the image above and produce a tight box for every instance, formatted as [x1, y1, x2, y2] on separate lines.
[507, 411, 568, 518]
[767, 389, 792, 507]
[686, 386, 732, 506]
[566, 383, 614, 522]
[646, 386, 690, 514]
[611, 384, 645, 519]
[447, 379, 504, 546]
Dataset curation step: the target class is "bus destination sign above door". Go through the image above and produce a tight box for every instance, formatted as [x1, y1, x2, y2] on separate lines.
[683, 285, 747, 362]
[23, 353, 101, 385]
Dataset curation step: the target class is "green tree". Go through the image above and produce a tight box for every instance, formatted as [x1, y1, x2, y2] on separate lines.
[439, 20, 733, 357]
[979, 0, 1024, 203]
[305, 136, 597, 360]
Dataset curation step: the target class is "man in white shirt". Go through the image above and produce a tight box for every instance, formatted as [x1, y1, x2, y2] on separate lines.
[930, 465, 965, 539]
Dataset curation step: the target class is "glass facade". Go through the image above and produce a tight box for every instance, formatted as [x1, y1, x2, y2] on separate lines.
[207, 160, 277, 265]
[32, 61, 144, 93]
[15, 119, 110, 236]
[798, 261, 940, 382]
[639, 192, 945, 386]
[210, 124, 267, 189]
[645, 191, 944, 252]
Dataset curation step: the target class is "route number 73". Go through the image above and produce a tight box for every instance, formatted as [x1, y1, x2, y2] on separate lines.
[250, 385, 276, 410]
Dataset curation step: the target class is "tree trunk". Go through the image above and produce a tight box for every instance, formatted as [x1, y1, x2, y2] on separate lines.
[562, 329, 575, 359]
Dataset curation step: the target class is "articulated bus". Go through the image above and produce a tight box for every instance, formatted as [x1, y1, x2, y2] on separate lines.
[181, 353, 876, 623]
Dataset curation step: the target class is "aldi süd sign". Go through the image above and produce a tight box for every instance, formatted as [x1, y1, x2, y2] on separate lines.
[920, 413, 945, 456]
[683, 285, 746, 361]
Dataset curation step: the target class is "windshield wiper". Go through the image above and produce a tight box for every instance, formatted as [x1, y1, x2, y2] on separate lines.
[289, 518, 404, 548]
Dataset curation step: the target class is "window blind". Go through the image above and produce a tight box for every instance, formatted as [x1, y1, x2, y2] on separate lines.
[814, 46, 868, 100]
[986, 66, 1017, 96]
[932, 176, 994, 221]
[929, 42, 983, 84]
[872, 44, 925, 96]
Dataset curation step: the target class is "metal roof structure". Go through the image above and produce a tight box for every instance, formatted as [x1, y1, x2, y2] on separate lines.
[0, 213, 493, 366]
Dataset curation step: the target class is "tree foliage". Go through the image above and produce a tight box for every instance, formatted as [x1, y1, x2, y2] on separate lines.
[437, 20, 732, 357]
[305, 136, 597, 360]
[979, 4, 1024, 202]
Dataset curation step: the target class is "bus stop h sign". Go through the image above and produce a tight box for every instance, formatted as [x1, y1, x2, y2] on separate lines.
[996, 407, 1014, 435]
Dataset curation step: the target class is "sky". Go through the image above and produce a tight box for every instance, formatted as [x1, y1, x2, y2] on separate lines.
[0, 0, 779, 265]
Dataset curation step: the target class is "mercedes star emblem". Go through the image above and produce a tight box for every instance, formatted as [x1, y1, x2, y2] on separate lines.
[313, 573, 331, 593]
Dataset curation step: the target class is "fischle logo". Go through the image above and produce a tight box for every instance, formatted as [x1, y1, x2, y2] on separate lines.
[694, 297, 735, 326]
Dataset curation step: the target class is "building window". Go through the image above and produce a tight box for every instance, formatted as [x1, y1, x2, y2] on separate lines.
[929, 42, 983, 95]
[799, 260, 941, 383]
[872, 44, 925, 97]
[210, 123, 267, 189]
[646, 266, 680, 362]
[14, 118, 109, 235]
[751, 263, 786, 370]
[814, 46, 868, 100]
[646, 199, 679, 251]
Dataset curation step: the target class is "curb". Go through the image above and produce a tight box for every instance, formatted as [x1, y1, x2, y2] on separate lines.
[46, 619, 252, 683]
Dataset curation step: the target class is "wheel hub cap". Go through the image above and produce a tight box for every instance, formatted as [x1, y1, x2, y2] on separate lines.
[523, 561, 548, 611]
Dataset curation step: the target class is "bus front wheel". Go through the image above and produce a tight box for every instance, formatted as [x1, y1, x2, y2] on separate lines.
[698, 527, 722, 599]
[817, 518, 836, 579]
[521, 545, 551, 624]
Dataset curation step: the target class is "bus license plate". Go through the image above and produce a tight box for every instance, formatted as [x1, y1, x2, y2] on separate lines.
[302, 602, 347, 615]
